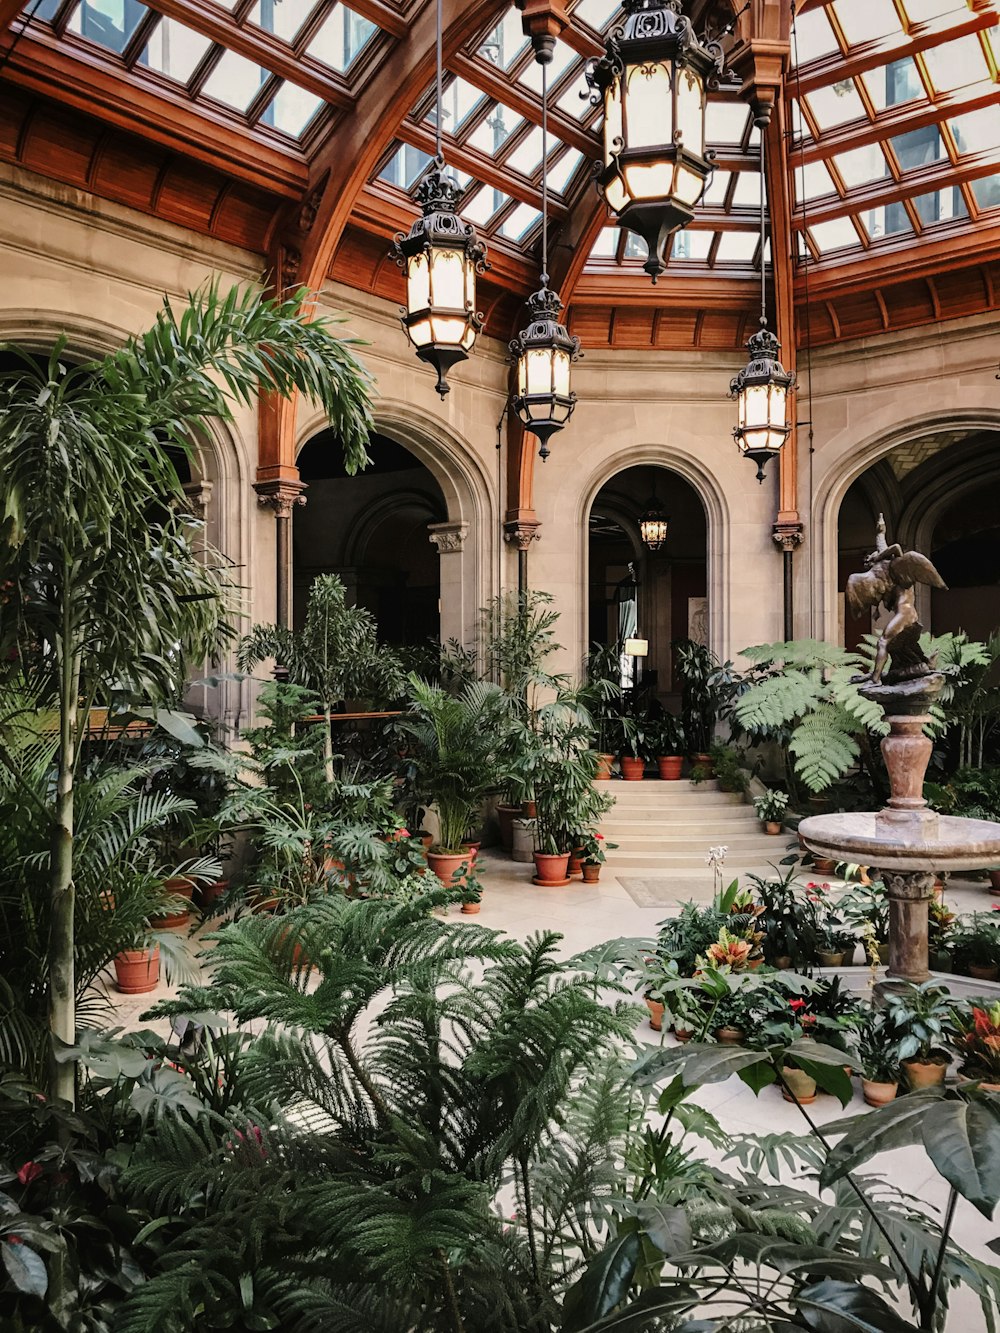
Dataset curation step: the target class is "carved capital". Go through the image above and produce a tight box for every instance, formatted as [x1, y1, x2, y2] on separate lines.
[428, 521, 469, 554]
[503, 519, 542, 551]
[172, 479, 213, 521]
[772, 519, 804, 553]
[254, 479, 307, 520]
[879, 869, 937, 902]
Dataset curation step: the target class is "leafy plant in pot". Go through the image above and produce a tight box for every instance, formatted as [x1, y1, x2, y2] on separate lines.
[945, 912, 1000, 980]
[652, 714, 686, 780]
[616, 712, 653, 781]
[583, 641, 624, 780]
[883, 981, 956, 1089]
[531, 699, 611, 884]
[674, 638, 740, 771]
[852, 1009, 902, 1106]
[576, 830, 617, 883]
[952, 1000, 1000, 1090]
[746, 867, 819, 969]
[753, 786, 788, 834]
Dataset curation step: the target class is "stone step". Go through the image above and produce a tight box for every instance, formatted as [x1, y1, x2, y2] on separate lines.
[605, 850, 791, 871]
[600, 832, 786, 852]
[600, 814, 764, 831]
[603, 787, 747, 807]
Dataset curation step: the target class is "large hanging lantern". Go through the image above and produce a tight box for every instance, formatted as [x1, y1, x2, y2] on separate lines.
[639, 493, 669, 550]
[391, 163, 488, 397]
[729, 322, 795, 483]
[585, 0, 724, 282]
[510, 285, 581, 460]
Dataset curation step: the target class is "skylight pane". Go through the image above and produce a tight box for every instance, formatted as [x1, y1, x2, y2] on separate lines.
[863, 57, 922, 113]
[891, 125, 944, 171]
[467, 102, 524, 154]
[862, 202, 913, 239]
[623, 232, 646, 260]
[506, 125, 545, 175]
[263, 80, 323, 136]
[249, 0, 316, 43]
[911, 186, 966, 227]
[203, 49, 267, 112]
[902, 0, 964, 19]
[590, 227, 617, 259]
[140, 18, 211, 83]
[809, 217, 861, 252]
[703, 171, 730, 206]
[834, 144, 890, 189]
[499, 203, 541, 240]
[573, 0, 619, 32]
[462, 186, 507, 225]
[478, 9, 528, 70]
[971, 174, 1000, 211]
[427, 77, 486, 135]
[732, 171, 761, 208]
[793, 158, 836, 202]
[791, 6, 840, 63]
[547, 148, 582, 194]
[715, 232, 758, 263]
[307, 3, 376, 72]
[671, 230, 712, 261]
[378, 144, 432, 191]
[923, 36, 990, 93]
[950, 106, 1000, 155]
[33, 0, 62, 20]
[556, 67, 595, 120]
[805, 81, 867, 130]
[520, 38, 575, 92]
[706, 99, 750, 144]
[68, 0, 148, 55]
[832, 0, 901, 45]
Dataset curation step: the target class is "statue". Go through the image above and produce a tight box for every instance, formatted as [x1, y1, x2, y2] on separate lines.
[846, 514, 947, 687]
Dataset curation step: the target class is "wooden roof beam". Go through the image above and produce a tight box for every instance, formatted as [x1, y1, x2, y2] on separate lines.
[571, 270, 760, 309]
[792, 148, 1000, 225]
[794, 9, 998, 97]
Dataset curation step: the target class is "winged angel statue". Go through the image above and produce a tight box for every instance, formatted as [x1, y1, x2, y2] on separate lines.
[847, 515, 947, 686]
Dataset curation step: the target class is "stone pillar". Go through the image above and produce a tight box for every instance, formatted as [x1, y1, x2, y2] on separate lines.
[254, 479, 307, 630]
[428, 521, 470, 648]
[772, 520, 804, 641]
[879, 870, 937, 984]
[503, 517, 541, 594]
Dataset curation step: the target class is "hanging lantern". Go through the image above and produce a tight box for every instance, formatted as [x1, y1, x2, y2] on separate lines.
[510, 285, 581, 459]
[639, 493, 669, 550]
[729, 323, 795, 483]
[391, 162, 488, 397]
[584, 0, 724, 282]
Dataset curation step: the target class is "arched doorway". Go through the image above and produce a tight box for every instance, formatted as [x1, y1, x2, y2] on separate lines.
[293, 430, 448, 647]
[588, 465, 707, 706]
[837, 428, 1000, 647]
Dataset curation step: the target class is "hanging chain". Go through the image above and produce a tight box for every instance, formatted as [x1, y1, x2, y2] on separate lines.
[435, 0, 444, 163]
[541, 58, 549, 286]
[759, 120, 767, 326]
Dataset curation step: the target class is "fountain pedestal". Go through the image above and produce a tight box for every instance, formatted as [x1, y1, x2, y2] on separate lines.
[800, 678, 1000, 985]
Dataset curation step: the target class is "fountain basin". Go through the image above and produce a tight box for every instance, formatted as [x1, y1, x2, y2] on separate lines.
[799, 813, 1000, 874]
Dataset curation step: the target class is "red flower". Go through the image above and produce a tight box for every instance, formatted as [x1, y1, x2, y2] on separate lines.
[16, 1162, 42, 1186]
[789, 999, 806, 1011]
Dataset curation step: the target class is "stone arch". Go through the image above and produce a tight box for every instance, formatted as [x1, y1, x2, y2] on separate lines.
[815, 409, 1000, 643]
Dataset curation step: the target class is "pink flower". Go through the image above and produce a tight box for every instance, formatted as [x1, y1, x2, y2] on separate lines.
[16, 1162, 41, 1186]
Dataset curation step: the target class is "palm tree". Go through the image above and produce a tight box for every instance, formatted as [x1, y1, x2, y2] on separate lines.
[0, 281, 373, 1104]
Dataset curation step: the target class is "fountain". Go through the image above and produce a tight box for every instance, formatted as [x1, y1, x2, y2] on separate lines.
[799, 517, 1000, 985]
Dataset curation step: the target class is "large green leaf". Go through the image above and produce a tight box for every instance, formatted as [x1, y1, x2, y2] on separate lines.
[635, 1204, 692, 1257]
[820, 1091, 944, 1189]
[922, 1096, 1000, 1219]
[630, 1043, 766, 1090]
[569, 1282, 701, 1333]
[1, 1239, 48, 1297]
[794, 1279, 915, 1332]
[562, 1232, 642, 1333]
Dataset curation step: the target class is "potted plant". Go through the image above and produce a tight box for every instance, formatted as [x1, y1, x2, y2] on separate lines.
[883, 981, 956, 1089]
[584, 642, 624, 781]
[653, 714, 686, 780]
[839, 879, 891, 962]
[674, 639, 739, 772]
[945, 912, 1000, 981]
[953, 1001, 1000, 1091]
[748, 868, 819, 970]
[711, 744, 747, 794]
[578, 831, 617, 883]
[853, 1010, 901, 1106]
[753, 787, 788, 834]
[617, 713, 653, 781]
[531, 696, 612, 885]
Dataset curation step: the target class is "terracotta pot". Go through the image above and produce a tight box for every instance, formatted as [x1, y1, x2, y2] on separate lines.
[427, 850, 471, 889]
[114, 945, 160, 995]
[989, 869, 1000, 894]
[657, 755, 683, 780]
[198, 879, 228, 914]
[781, 1066, 818, 1105]
[691, 753, 715, 778]
[419, 832, 434, 851]
[812, 857, 837, 875]
[715, 1026, 745, 1046]
[764, 821, 782, 835]
[252, 893, 282, 914]
[567, 847, 585, 877]
[862, 1078, 899, 1107]
[460, 900, 481, 915]
[532, 851, 571, 886]
[773, 954, 793, 970]
[968, 963, 1000, 981]
[595, 753, 614, 782]
[497, 804, 520, 853]
[521, 799, 537, 819]
[98, 890, 115, 911]
[645, 997, 665, 1032]
[620, 756, 646, 781]
[582, 862, 601, 883]
[817, 950, 847, 968]
[902, 1056, 950, 1090]
[675, 1027, 695, 1044]
[149, 877, 195, 929]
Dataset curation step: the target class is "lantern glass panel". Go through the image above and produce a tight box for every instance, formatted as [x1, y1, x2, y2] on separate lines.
[409, 316, 432, 347]
[624, 160, 673, 201]
[430, 314, 469, 345]
[552, 347, 571, 396]
[676, 162, 705, 205]
[407, 252, 430, 315]
[525, 346, 554, 395]
[605, 173, 628, 211]
[429, 249, 466, 311]
[742, 383, 770, 428]
[624, 61, 674, 150]
[676, 66, 705, 155]
[604, 75, 623, 166]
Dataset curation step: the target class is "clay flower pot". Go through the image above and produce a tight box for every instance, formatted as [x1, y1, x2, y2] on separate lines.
[620, 756, 645, 781]
[567, 847, 585, 877]
[496, 804, 520, 853]
[427, 850, 471, 889]
[812, 857, 837, 875]
[862, 1078, 899, 1108]
[674, 1027, 695, 1044]
[773, 954, 793, 970]
[968, 963, 1000, 981]
[902, 1056, 950, 1090]
[532, 851, 571, 886]
[149, 877, 195, 929]
[521, 799, 537, 819]
[764, 821, 783, 836]
[114, 945, 160, 995]
[817, 950, 847, 968]
[957, 1071, 1000, 1093]
[781, 1066, 818, 1105]
[460, 899, 481, 915]
[645, 997, 665, 1032]
[581, 862, 601, 884]
[595, 753, 614, 782]
[657, 755, 683, 780]
[198, 879, 229, 914]
[715, 1026, 745, 1046]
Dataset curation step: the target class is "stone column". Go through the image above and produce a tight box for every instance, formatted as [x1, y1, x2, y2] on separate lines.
[254, 479, 307, 630]
[428, 520, 470, 648]
[879, 870, 937, 984]
[502, 517, 541, 594]
[772, 520, 804, 642]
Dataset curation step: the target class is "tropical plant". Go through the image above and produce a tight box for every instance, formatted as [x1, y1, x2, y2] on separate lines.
[753, 786, 789, 823]
[578, 831, 616, 866]
[616, 711, 655, 760]
[747, 866, 820, 968]
[582, 641, 624, 755]
[925, 629, 1000, 769]
[883, 981, 957, 1064]
[651, 712, 685, 756]
[946, 912, 1000, 973]
[0, 280, 373, 1104]
[730, 638, 889, 795]
[839, 876, 891, 945]
[531, 702, 611, 855]
[953, 1001, 1000, 1082]
[927, 764, 1000, 822]
[853, 1008, 902, 1084]
[237, 573, 402, 785]
[710, 740, 746, 791]
[673, 638, 740, 754]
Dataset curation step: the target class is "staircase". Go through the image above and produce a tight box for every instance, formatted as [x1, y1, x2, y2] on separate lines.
[599, 779, 790, 880]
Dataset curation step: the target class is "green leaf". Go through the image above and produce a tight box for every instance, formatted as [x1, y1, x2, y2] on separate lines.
[562, 1232, 642, 1333]
[1, 1240, 48, 1297]
[820, 1091, 944, 1189]
[636, 1204, 692, 1257]
[738, 1060, 778, 1094]
[631, 1043, 767, 1090]
[794, 1278, 915, 1332]
[922, 1096, 1000, 1219]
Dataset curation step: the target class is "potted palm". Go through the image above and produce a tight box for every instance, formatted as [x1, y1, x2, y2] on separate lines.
[584, 642, 624, 782]
[883, 982, 956, 1089]
[532, 708, 610, 885]
[653, 714, 686, 780]
[674, 639, 739, 774]
[753, 787, 788, 834]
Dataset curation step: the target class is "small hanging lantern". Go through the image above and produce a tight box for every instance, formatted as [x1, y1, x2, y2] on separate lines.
[391, 162, 488, 397]
[729, 322, 795, 482]
[585, 0, 724, 282]
[510, 286, 580, 459]
[639, 492, 669, 550]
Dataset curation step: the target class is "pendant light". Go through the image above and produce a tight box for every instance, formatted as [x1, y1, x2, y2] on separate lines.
[510, 50, 581, 460]
[390, 0, 488, 397]
[639, 473, 669, 550]
[585, 0, 725, 283]
[729, 120, 795, 482]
